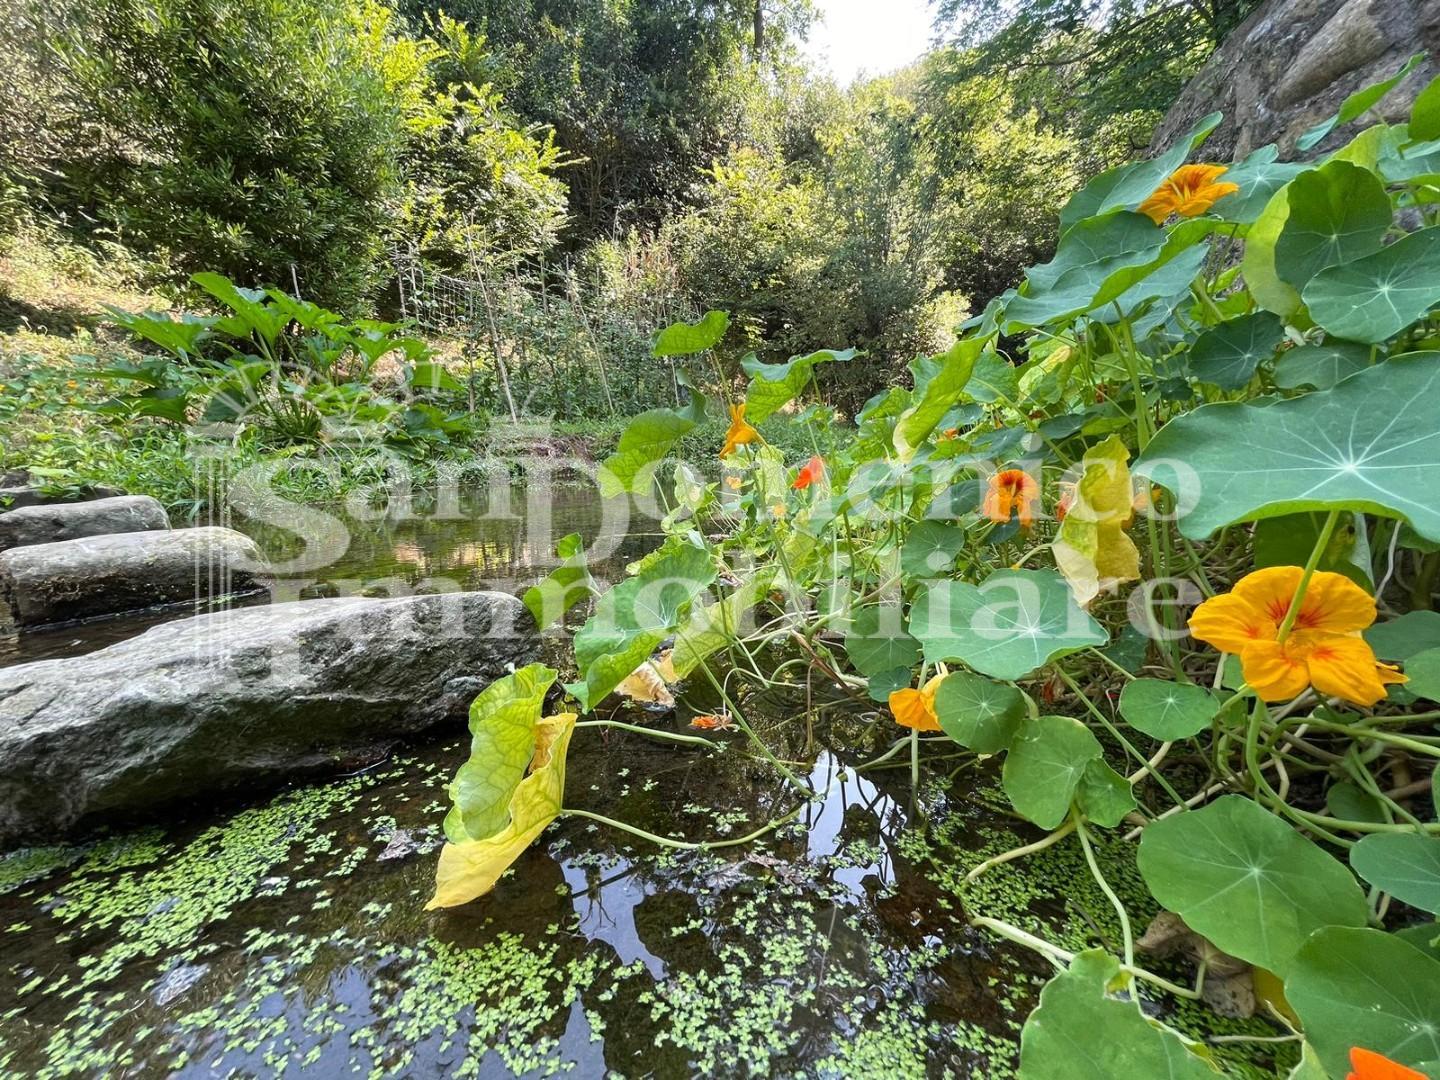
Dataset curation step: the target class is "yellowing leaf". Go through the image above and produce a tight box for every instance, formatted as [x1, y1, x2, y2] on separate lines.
[1053, 435, 1140, 607]
[427, 713, 576, 909]
[615, 661, 675, 707]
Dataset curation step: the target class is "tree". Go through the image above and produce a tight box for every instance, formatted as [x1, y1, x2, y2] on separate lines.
[930, 0, 1262, 140]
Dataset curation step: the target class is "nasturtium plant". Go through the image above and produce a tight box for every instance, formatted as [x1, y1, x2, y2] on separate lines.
[1002, 714, 1105, 830]
[1117, 679, 1218, 740]
[1051, 435, 1140, 607]
[933, 671, 1025, 754]
[523, 533, 598, 631]
[742, 348, 857, 423]
[1286, 926, 1440, 1078]
[909, 569, 1108, 680]
[1017, 950, 1215, 1079]
[1185, 311, 1286, 390]
[651, 310, 729, 356]
[1136, 354, 1440, 542]
[1137, 796, 1369, 977]
[1351, 833, 1440, 914]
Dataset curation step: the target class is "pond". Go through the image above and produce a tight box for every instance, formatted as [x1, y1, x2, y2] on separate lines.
[0, 481, 1274, 1078]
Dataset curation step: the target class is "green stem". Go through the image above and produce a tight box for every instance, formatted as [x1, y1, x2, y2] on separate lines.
[1075, 814, 1133, 967]
[561, 804, 801, 850]
[576, 719, 717, 748]
[1276, 510, 1341, 643]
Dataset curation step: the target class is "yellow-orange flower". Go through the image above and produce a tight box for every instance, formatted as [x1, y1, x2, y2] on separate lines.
[1137, 164, 1239, 224]
[1188, 566, 1405, 707]
[792, 455, 824, 490]
[720, 403, 760, 458]
[983, 469, 1041, 529]
[889, 673, 945, 732]
[1348, 1047, 1427, 1080]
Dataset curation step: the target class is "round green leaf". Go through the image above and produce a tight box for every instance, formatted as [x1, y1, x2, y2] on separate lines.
[1002, 715, 1102, 830]
[1288, 926, 1440, 1077]
[933, 671, 1024, 754]
[1137, 795, 1369, 976]
[1019, 951, 1216, 1080]
[1352, 833, 1440, 914]
[844, 604, 921, 678]
[1367, 611, 1440, 661]
[909, 569, 1108, 681]
[900, 521, 968, 577]
[1075, 759, 1137, 829]
[1304, 227, 1440, 344]
[1273, 161, 1389, 292]
[1404, 647, 1440, 702]
[1135, 353, 1440, 542]
[866, 666, 911, 703]
[1273, 341, 1371, 390]
[1187, 312, 1286, 390]
[1117, 679, 1219, 740]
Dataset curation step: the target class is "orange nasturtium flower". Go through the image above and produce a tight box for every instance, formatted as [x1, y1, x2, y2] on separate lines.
[1188, 566, 1405, 707]
[983, 469, 1042, 529]
[889, 673, 945, 732]
[720, 403, 760, 458]
[792, 455, 825, 490]
[1348, 1047, 1427, 1080]
[1137, 164, 1239, 225]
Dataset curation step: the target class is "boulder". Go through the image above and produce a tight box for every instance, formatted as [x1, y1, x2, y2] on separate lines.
[1151, 0, 1439, 160]
[0, 495, 171, 552]
[0, 591, 538, 843]
[0, 527, 271, 631]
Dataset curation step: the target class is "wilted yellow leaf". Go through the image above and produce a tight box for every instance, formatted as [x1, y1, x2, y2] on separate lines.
[427, 713, 576, 909]
[1053, 434, 1140, 607]
[615, 661, 675, 707]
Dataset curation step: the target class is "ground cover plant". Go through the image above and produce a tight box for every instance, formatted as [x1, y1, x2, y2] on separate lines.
[429, 59, 1440, 1078]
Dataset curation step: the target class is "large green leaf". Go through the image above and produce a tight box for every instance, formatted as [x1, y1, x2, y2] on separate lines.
[1366, 610, 1440, 660]
[844, 603, 921, 678]
[1003, 715, 1102, 829]
[1295, 52, 1426, 151]
[103, 307, 216, 356]
[668, 568, 777, 678]
[742, 348, 857, 423]
[1210, 144, 1306, 225]
[570, 536, 716, 709]
[192, 272, 287, 344]
[1187, 312, 1286, 390]
[1136, 795, 1369, 977]
[1287, 926, 1440, 1077]
[1118, 679, 1218, 740]
[1242, 180, 1302, 317]
[1272, 341, 1371, 390]
[597, 396, 706, 497]
[1273, 161, 1390, 293]
[893, 338, 982, 456]
[1352, 833, 1440, 914]
[1018, 951, 1216, 1080]
[1413, 72, 1440, 142]
[1134, 353, 1440, 541]
[933, 671, 1024, 754]
[1254, 510, 1373, 589]
[522, 533, 598, 631]
[1027, 212, 1164, 293]
[1059, 112, 1222, 229]
[910, 570, 1108, 680]
[900, 521, 968, 577]
[1304, 227, 1440, 343]
[443, 664, 558, 844]
[1404, 647, 1440, 702]
[651, 310, 729, 356]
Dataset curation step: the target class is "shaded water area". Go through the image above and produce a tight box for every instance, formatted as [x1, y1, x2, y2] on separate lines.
[0, 482, 1279, 1077]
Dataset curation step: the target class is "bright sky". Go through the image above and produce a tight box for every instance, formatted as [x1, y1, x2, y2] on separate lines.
[801, 0, 936, 84]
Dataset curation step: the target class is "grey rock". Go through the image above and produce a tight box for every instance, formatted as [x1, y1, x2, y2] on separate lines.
[1152, 0, 1439, 161]
[0, 591, 538, 844]
[0, 495, 171, 552]
[151, 962, 210, 1007]
[0, 526, 271, 631]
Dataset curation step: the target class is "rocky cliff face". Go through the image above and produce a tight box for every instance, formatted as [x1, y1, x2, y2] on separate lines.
[1151, 0, 1439, 160]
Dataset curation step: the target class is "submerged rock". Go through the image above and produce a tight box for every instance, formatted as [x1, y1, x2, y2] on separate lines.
[0, 591, 537, 844]
[0, 526, 269, 631]
[0, 495, 171, 552]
